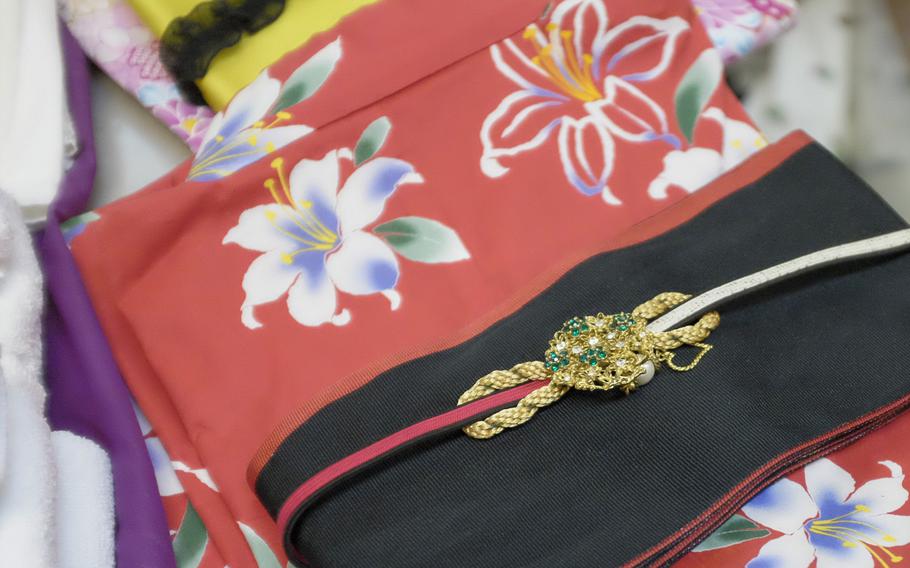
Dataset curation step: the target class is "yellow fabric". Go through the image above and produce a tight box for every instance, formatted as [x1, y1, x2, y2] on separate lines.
[128, 0, 380, 110]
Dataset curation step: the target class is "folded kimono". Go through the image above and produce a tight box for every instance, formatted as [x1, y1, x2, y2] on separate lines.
[70, 0, 774, 564]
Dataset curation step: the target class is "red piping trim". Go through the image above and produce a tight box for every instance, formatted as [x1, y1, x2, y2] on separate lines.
[276, 380, 546, 564]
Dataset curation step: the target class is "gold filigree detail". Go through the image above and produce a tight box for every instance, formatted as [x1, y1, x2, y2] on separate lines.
[457, 293, 720, 439]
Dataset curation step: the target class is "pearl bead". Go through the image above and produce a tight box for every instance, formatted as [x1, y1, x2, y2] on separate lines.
[634, 361, 655, 386]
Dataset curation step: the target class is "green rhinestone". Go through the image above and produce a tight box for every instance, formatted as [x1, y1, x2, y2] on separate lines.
[589, 360, 598, 367]
[572, 329, 580, 336]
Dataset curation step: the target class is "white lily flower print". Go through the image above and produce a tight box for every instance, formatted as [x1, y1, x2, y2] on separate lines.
[223, 117, 470, 329]
[742, 458, 910, 568]
[188, 38, 343, 181]
[647, 106, 767, 199]
[188, 72, 312, 181]
[480, 0, 689, 203]
[224, 151, 415, 328]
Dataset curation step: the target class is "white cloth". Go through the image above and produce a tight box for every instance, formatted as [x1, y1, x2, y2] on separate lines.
[0, 0, 66, 225]
[0, 382, 56, 568]
[53, 432, 115, 568]
[0, 188, 55, 567]
[0, 183, 45, 401]
[0, 187, 45, 483]
[0, 190, 115, 567]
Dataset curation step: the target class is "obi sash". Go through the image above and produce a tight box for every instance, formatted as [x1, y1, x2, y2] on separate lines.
[255, 141, 910, 566]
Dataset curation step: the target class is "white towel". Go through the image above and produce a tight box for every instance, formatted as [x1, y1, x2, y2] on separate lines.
[0, 382, 56, 568]
[0, 188, 55, 567]
[0, 190, 45, 400]
[0, 188, 45, 483]
[52, 432, 115, 568]
[0, 189, 115, 567]
[0, 0, 66, 225]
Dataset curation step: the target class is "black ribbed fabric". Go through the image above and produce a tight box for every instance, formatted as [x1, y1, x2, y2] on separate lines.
[257, 143, 910, 567]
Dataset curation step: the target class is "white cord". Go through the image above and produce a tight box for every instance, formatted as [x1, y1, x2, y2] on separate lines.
[647, 228, 910, 333]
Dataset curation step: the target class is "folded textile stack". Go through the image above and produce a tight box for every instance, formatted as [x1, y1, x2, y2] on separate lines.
[16, 0, 910, 567]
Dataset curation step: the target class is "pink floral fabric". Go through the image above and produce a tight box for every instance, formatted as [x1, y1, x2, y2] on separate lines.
[693, 0, 797, 64]
[59, 0, 214, 151]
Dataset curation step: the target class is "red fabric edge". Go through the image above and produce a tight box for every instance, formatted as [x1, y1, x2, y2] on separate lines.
[626, 392, 910, 566]
[275, 380, 545, 563]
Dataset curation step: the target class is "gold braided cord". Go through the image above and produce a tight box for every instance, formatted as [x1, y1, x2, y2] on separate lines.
[631, 291, 719, 349]
[458, 292, 719, 439]
[650, 311, 720, 350]
[461, 381, 570, 439]
[457, 361, 548, 405]
[631, 291, 691, 319]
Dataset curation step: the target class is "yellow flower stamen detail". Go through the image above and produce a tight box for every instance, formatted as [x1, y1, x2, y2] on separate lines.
[261, 158, 339, 251]
[190, 140, 263, 178]
[264, 179, 285, 207]
[263, 112, 293, 130]
[526, 24, 602, 102]
[808, 507, 904, 567]
[272, 158, 296, 207]
[189, 103, 296, 178]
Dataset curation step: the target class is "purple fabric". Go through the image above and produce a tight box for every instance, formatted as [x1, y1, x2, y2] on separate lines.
[38, 24, 177, 568]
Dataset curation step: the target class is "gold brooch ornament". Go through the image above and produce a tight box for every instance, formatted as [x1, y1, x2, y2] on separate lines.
[457, 292, 719, 439]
